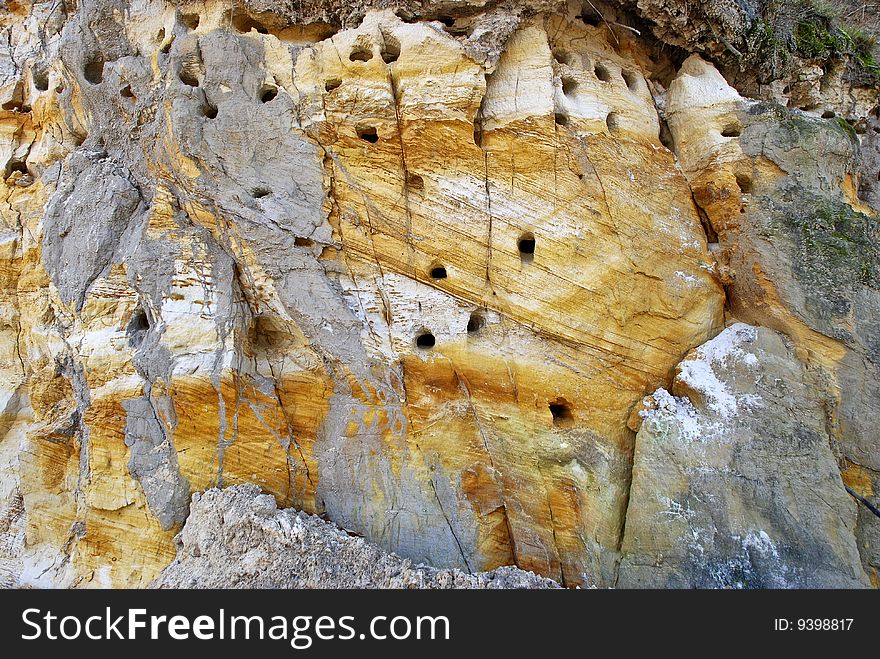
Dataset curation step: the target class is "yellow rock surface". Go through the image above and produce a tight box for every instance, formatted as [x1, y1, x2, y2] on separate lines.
[2, 5, 729, 587]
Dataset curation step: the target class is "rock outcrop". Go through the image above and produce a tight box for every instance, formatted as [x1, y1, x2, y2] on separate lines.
[0, 1, 878, 589]
[619, 324, 868, 588]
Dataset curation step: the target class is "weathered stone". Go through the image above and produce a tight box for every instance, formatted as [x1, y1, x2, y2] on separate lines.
[0, 1, 877, 589]
[665, 55, 880, 586]
[619, 324, 869, 588]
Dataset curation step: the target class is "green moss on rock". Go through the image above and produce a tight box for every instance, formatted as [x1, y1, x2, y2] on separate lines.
[767, 193, 879, 320]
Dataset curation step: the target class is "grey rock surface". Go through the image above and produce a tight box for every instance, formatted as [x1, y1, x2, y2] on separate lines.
[618, 324, 870, 588]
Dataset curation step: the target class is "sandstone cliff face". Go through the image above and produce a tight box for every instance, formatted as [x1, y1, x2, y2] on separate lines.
[0, 1, 877, 589]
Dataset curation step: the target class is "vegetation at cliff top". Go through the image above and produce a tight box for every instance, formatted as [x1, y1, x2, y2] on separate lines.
[746, 1, 879, 82]
[797, 1, 878, 77]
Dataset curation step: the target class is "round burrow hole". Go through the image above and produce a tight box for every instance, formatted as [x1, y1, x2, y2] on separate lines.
[606, 112, 621, 133]
[429, 265, 447, 279]
[179, 68, 199, 87]
[721, 123, 741, 138]
[416, 331, 436, 350]
[252, 187, 271, 199]
[518, 232, 535, 263]
[381, 36, 400, 64]
[549, 398, 574, 428]
[555, 112, 569, 127]
[735, 172, 753, 194]
[127, 308, 150, 347]
[260, 85, 278, 103]
[622, 70, 639, 91]
[84, 55, 105, 84]
[579, 8, 601, 27]
[467, 312, 485, 334]
[180, 13, 200, 30]
[325, 78, 341, 92]
[552, 49, 571, 65]
[821, 110, 836, 119]
[594, 63, 611, 82]
[32, 68, 49, 91]
[202, 102, 218, 119]
[357, 125, 379, 143]
[561, 76, 578, 96]
[349, 45, 373, 62]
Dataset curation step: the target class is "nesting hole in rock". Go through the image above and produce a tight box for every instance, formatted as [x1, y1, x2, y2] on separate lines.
[594, 63, 612, 82]
[467, 312, 485, 334]
[821, 110, 836, 119]
[381, 36, 400, 64]
[5, 159, 28, 178]
[549, 398, 574, 428]
[416, 331, 436, 350]
[260, 85, 278, 103]
[357, 125, 379, 143]
[606, 112, 621, 133]
[561, 76, 578, 96]
[553, 49, 571, 65]
[120, 84, 135, 100]
[579, 5, 602, 26]
[294, 236, 315, 247]
[721, 123, 742, 138]
[518, 232, 535, 263]
[325, 78, 342, 92]
[32, 67, 49, 91]
[735, 172, 753, 194]
[438, 16, 456, 28]
[429, 265, 447, 279]
[407, 173, 424, 191]
[178, 68, 199, 87]
[349, 44, 373, 62]
[84, 55, 105, 84]
[555, 112, 569, 127]
[180, 13, 200, 30]
[252, 187, 271, 199]
[231, 13, 268, 34]
[622, 70, 639, 91]
[201, 102, 218, 119]
[127, 309, 150, 347]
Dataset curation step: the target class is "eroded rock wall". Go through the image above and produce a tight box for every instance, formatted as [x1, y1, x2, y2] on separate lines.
[0, 1, 877, 589]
